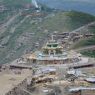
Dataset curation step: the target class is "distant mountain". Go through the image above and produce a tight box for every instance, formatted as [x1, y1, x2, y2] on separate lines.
[2, 0, 95, 15]
[38, 0, 95, 15]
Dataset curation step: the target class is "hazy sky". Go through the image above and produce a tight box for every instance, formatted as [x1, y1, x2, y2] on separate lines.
[39, 0, 95, 15]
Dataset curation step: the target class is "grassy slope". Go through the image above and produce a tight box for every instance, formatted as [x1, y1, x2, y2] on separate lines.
[0, 10, 95, 63]
[0, 9, 16, 24]
[40, 11, 95, 32]
[81, 50, 95, 58]
[1, 0, 31, 9]
[0, 0, 25, 24]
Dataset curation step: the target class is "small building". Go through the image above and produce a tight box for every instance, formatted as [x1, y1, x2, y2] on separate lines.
[69, 87, 95, 95]
[35, 67, 56, 75]
[84, 77, 95, 83]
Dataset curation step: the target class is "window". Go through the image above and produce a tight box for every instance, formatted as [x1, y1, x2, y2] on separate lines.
[53, 44, 58, 47]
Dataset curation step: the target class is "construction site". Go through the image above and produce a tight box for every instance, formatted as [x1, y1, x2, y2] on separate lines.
[0, 59, 95, 95]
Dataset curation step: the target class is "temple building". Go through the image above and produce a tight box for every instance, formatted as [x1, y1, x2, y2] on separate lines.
[27, 35, 88, 65]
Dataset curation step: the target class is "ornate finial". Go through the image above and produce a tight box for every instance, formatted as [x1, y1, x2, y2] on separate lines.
[51, 35, 54, 41]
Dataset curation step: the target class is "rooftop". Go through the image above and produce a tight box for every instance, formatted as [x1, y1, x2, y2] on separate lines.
[0, 69, 32, 95]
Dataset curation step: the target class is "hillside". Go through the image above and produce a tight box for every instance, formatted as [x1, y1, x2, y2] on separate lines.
[72, 21, 95, 49]
[0, 10, 95, 64]
[1, 0, 31, 9]
[75, 25, 95, 58]
[39, 11, 95, 32]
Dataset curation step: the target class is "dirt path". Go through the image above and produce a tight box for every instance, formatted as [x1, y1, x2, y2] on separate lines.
[75, 45, 95, 52]
[71, 21, 95, 33]
[10, 15, 29, 33]
[0, 12, 20, 35]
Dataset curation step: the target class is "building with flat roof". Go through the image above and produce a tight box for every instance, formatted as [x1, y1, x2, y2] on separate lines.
[0, 69, 32, 95]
